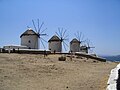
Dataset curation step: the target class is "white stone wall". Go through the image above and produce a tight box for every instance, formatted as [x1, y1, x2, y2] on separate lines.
[70, 43, 80, 52]
[21, 35, 39, 49]
[106, 63, 120, 90]
[49, 41, 62, 52]
[3, 45, 28, 49]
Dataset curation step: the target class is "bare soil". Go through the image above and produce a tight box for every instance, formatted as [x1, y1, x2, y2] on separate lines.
[0, 53, 118, 90]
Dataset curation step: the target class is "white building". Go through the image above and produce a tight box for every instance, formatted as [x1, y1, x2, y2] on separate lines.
[3, 45, 28, 50]
[20, 28, 39, 49]
[48, 35, 62, 52]
[70, 38, 80, 52]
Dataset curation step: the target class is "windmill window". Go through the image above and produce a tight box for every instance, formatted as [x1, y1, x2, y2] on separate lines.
[28, 40, 31, 43]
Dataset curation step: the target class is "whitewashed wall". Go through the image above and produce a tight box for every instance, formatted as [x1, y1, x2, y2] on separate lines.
[21, 35, 39, 49]
[3, 45, 28, 49]
[106, 63, 120, 90]
[49, 41, 62, 52]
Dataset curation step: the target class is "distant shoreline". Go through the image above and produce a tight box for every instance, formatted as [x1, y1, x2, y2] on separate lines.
[102, 55, 120, 62]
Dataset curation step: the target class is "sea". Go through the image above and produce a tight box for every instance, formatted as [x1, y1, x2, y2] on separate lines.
[101, 55, 120, 62]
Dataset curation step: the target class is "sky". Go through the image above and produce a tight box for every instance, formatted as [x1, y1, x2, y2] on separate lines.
[0, 0, 120, 55]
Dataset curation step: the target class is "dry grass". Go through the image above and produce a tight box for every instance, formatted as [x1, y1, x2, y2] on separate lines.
[0, 53, 118, 90]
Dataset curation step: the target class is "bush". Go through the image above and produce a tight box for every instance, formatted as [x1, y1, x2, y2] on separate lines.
[58, 56, 66, 61]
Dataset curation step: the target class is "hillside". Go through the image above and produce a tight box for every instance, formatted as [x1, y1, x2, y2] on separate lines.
[0, 53, 117, 90]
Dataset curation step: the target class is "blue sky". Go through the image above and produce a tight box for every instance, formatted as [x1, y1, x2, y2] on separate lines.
[0, 0, 120, 55]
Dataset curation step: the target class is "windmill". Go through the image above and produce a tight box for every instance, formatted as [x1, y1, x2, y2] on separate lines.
[69, 31, 85, 52]
[74, 31, 85, 45]
[32, 19, 47, 49]
[83, 39, 95, 54]
[55, 27, 69, 52]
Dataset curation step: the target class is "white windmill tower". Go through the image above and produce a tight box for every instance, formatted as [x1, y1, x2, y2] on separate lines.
[48, 28, 69, 53]
[20, 19, 47, 49]
[56, 28, 69, 52]
[48, 35, 61, 52]
[80, 39, 95, 54]
[70, 38, 80, 52]
[70, 31, 84, 52]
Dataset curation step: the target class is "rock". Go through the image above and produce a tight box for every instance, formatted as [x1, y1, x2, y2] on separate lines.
[58, 56, 66, 61]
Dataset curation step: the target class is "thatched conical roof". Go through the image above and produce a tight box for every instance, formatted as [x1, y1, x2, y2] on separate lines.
[20, 28, 38, 38]
[70, 38, 80, 43]
[48, 35, 61, 42]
